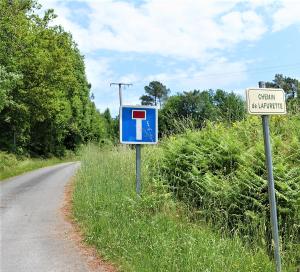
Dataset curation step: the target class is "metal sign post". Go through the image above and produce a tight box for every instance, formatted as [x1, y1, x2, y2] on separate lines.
[112, 83, 143, 195]
[119, 105, 158, 195]
[262, 114, 281, 272]
[259, 81, 282, 272]
[136, 144, 141, 195]
[246, 82, 286, 272]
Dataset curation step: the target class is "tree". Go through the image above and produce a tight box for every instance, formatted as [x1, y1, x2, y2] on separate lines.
[266, 74, 300, 99]
[103, 108, 112, 123]
[266, 74, 300, 113]
[214, 89, 245, 123]
[159, 89, 245, 136]
[140, 81, 170, 107]
[139, 94, 155, 106]
[0, 66, 21, 112]
[102, 108, 118, 141]
[0, 0, 112, 156]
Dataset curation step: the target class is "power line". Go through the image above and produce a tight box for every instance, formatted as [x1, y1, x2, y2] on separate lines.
[124, 62, 300, 85]
[200, 62, 300, 78]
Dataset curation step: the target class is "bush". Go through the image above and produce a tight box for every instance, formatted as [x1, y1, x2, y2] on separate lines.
[0, 152, 18, 173]
[152, 115, 300, 265]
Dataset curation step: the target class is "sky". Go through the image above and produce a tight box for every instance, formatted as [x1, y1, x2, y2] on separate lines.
[39, 0, 300, 116]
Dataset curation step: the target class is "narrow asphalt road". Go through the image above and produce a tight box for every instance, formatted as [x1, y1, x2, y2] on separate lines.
[0, 162, 94, 272]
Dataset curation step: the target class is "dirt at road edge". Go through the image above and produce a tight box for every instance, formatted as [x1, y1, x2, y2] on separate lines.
[61, 177, 118, 272]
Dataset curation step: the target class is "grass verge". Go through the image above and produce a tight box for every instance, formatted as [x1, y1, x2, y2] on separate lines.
[0, 151, 75, 180]
[72, 144, 289, 272]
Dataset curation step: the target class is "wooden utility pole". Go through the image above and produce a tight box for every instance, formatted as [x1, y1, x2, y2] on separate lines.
[110, 83, 132, 106]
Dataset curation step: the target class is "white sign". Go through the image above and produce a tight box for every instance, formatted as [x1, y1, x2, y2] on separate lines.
[246, 88, 286, 115]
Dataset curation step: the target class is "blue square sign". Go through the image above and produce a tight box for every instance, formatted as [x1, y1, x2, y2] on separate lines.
[120, 105, 158, 144]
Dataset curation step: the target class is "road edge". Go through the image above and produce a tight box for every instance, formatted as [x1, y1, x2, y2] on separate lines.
[61, 176, 118, 272]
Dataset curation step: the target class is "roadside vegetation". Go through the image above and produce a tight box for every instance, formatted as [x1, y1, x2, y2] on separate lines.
[0, 151, 75, 180]
[73, 113, 299, 271]
[152, 115, 300, 268]
[73, 145, 276, 272]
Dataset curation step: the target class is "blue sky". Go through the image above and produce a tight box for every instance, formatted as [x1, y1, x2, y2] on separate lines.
[40, 0, 300, 116]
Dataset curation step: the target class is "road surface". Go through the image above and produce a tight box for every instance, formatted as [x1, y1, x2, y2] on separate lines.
[0, 162, 96, 272]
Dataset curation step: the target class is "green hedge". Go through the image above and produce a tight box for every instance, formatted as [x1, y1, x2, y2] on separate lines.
[152, 115, 300, 265]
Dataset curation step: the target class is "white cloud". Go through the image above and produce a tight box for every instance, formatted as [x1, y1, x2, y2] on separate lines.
[272, 0, 300, 31]
[85, 57, 113, 90]
[118, 73, 140, 84]
[39, 0, 269, 60]
[38, 0, 300, 61]
[220, 11, 267, 43]
[92, 0, 268, 59]
[145, 58, 248, 92]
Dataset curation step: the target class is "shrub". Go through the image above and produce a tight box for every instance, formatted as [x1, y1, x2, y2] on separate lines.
[152, 115, 300, 265]
[0, 152, 18, 173]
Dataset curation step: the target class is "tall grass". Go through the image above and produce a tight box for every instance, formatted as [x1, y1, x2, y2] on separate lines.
[72, 144, 287, 272]
[152, 115, 300, 267]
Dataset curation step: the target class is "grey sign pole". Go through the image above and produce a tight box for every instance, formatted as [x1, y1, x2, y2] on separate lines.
[136, 144, 141, 195]
[258, 81, 281, 272]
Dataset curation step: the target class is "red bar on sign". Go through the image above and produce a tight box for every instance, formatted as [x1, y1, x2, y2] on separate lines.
[132, 110, 146, 119]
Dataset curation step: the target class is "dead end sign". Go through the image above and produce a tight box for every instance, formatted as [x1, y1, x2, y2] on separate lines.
[120, 105, 158, 144]
[246, 88, 286, 115]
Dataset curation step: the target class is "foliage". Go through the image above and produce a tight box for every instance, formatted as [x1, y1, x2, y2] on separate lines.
[72, 144, 281, 272]
[103, 108, 119, 142]
[152, 115, 300, 266]
[266, 74, 300, 99]
[0, 0, 112, 156]
[266, 74, 300, 113]
[0, 65, 22, 112]
[140, 81, 170, 107]
[159, 89, 245, 136]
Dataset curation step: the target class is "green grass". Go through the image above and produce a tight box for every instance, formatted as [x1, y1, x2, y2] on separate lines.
[0, 151, 75, 180]
[72, 144, 288, 272]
